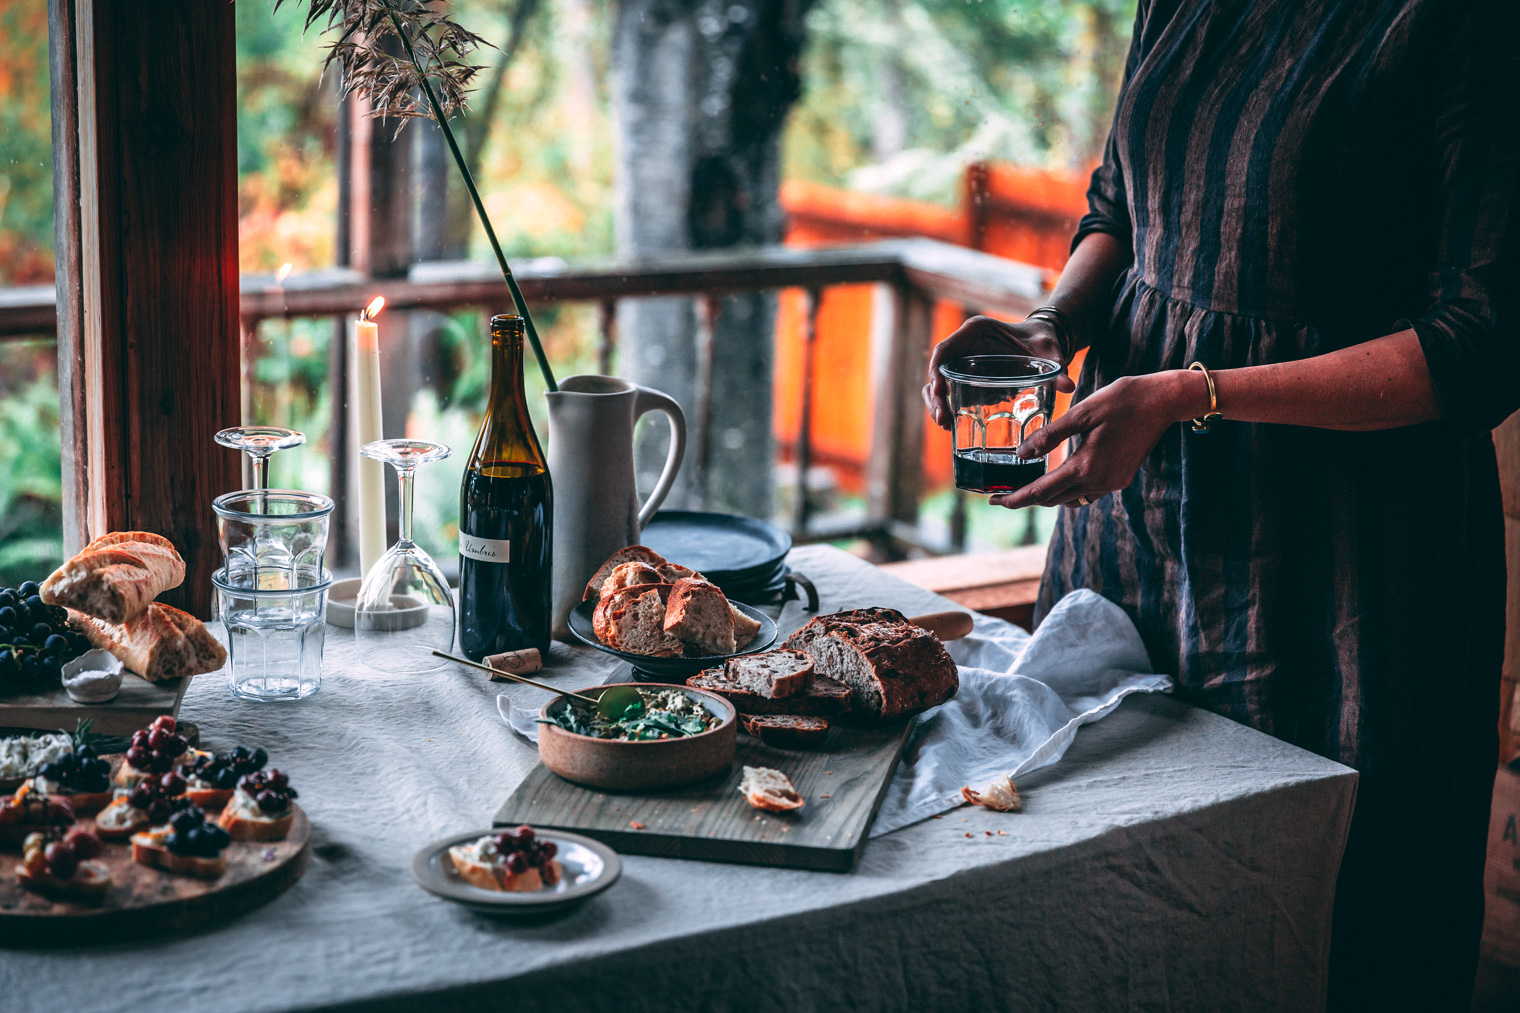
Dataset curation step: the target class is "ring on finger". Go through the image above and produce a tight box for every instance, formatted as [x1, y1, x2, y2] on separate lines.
[1075, 495, 1093, 507]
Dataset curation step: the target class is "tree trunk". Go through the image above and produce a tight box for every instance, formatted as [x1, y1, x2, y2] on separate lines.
[611, 0, 812, 518]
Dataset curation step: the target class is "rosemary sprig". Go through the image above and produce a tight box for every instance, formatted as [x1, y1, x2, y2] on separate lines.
[282, 0, 558, 392]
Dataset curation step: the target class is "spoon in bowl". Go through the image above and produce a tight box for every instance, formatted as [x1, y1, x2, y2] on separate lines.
[431, 650, 645, 720]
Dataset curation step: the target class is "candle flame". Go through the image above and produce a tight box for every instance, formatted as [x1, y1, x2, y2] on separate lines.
[362, 296, 385, 322]
[275, 262, 293, 284]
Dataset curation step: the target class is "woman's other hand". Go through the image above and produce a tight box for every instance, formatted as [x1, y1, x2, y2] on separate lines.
[922, 316, 1076, 430]
[991, 370, 1203, 510]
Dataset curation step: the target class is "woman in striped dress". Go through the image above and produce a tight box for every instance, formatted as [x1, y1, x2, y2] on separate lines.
[924, 1, 1518, 1008]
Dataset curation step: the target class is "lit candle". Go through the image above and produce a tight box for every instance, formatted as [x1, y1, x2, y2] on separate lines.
[354, 296, 387, 577]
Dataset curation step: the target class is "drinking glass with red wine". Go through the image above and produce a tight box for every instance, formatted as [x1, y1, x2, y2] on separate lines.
[939, 355, 1061, 494]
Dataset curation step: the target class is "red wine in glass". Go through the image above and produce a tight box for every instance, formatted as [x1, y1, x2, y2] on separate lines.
[953, 449, 1046, 494]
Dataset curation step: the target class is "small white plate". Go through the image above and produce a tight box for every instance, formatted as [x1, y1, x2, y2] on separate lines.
[411, 828, 621, 916]
[325, 578, 363, 628]
[61, 649, 124, 703]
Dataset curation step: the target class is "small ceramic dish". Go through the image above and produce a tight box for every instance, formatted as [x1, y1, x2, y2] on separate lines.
[538, 683, 737, 792]
[412, 828, 621, 916]
[60, 649, 124, 703]
[325, 577, 363, 628]
[565, 599, 777, 681]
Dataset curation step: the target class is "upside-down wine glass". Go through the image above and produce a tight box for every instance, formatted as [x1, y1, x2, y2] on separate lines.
[355, 439, 455, 674]
[215, 426, 307, 505]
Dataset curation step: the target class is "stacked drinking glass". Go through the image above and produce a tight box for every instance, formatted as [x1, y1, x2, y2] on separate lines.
[211, 427, 332, 702]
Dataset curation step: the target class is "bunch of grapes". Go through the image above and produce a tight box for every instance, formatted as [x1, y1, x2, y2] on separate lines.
[125, 716, 189, 774]
[490, 824, 557, 875]
[126, 771, 192, 825]
[181, 745, 267, 790]
[0, 581, 90, 686]
[22, 828, 101, 881]
[237, 769, 296, 814]
[165, 806, 230, 858]
[37, 743, 111, 794]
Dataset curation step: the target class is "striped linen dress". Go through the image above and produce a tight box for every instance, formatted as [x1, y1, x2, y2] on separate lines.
[1035, 0, 1520, 1007]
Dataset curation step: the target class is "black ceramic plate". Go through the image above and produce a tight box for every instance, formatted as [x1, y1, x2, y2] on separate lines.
[566, 599, 778, 680]
[639, 511, 792, 585]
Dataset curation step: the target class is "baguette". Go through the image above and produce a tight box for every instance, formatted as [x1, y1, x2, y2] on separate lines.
[217, 804, 293, 842]
[41, 532, 184, 624]
[74, 603, 227, 682]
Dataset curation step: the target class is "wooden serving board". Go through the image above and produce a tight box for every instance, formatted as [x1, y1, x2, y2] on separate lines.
[0, 805, 309, 945]
[495, 718, 916, 872]
[0, 675, 188, 736]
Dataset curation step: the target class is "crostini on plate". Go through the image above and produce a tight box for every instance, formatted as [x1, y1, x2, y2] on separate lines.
[447, 825, 561, 893]
[26, 742, 114, 815]
[0, 785, 75, 846]
[216, 769, 297, 841]
[178, 745, 267, 809]
[131, 805, 230, 879]
[113, 716, 197, 788]
[17, 828, 111, 900]
[94, 771, 190, 842]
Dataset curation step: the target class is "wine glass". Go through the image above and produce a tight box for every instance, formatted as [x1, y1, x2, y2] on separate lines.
[355, 439, 455, 673]
[216, 426, 307, 500]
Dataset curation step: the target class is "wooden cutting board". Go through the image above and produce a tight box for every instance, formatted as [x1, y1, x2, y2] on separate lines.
[0, 806, 309, 944]
[0, 676, 187, 737]
[494, 717, 916, 872]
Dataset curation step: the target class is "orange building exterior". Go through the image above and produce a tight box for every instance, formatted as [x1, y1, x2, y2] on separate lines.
[773, 163, 1094, 492]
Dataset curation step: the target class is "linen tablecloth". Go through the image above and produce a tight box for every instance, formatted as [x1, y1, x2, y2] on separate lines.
[3, 545, 1357, 1013]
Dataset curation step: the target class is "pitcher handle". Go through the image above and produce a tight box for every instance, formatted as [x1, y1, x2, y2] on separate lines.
[633, 386, 687, 528]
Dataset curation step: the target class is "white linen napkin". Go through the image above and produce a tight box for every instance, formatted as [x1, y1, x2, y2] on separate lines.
[870, 588, 1171, 836]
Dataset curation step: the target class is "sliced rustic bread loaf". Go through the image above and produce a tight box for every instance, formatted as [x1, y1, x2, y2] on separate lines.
[721, 648, 813, 698]
[591, 583, 683, 657]
[598, 561, 666, 600]
[686, 669, 850, 716]
[729, 605, 762, 648]
[582, 546, 667, 603]
[663, 578, 737, 655]
[783, 607, 958, 725]
[741, 714, 830, 749]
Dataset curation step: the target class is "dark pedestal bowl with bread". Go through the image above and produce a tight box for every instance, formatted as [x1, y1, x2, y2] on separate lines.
[538, 684, 737, 792]
[566, 599, 778, 681]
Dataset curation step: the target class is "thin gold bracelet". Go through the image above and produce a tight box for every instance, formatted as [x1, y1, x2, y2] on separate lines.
[1025, 305, 1074, 363]
[1188, 362, 1224, 434]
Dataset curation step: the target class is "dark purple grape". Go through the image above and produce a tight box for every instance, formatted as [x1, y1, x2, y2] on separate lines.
[43, 634, 68, 654]
[256, 790, 283, 813]
[18, 581, 39, 598]
[539, 840, 557, 860]
[249, 747, 268, 769]
[44, 841, 78, 879]
[38, 762, 62, 780]
[0, 606, 17, 628]
[169, 809, 197, 833]
[29, 622, 50, 643]
[147, 799, 171, 823]
[505, 851, 529, 875]
[127, 784, 152, 807]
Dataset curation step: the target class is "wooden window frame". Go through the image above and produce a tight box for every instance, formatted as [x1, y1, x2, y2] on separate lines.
[49, 0, 242, 617]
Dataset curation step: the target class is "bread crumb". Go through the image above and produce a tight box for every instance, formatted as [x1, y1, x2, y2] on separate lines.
[819, 793, 830, 799]
[825, 770, 833, 775]
[961, 776, 1023, 813]
[984, 830, 993, 836]
[964, 832, 972, 838]
[932, 814, 943, 820]
[997, 830, 1008, 836]
[629, 820, 646, 830]
[781, 826, 790, 833]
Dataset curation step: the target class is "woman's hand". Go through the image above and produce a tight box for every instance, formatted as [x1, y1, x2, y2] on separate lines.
[922, 316, 1076, 430]
[991, 370, 1201, 509]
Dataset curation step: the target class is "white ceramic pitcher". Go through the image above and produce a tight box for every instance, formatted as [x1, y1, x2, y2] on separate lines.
[547, 375, 686, 635]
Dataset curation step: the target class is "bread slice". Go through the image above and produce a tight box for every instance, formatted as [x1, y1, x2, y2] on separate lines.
[131, 828, 226, 879]
[721, 649, 813, 698]
[93, 796, 149, 841]
[448, 845, 562, 893]
[16, 859, 112, 900]
[664, 578, 737, 656]
[961, 775, 1022, 812]
[784, 607, 959, 725]
[729, 605, 762, 649]
[741, 714, 830, 749]
[687, 670, 850, 717]
[583, 546, 667, 603]
[75, 603, 227, 682]
[217, 805, 294, 841]
[738, 766, 804, 811]
[592, 583, 684, 657]
[41, 532, 185, 624]
[598, 561, 666, 600]
[658, 562, 699, 582]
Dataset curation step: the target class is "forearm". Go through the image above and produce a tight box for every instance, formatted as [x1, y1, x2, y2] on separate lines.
[1157, 329, 1443, 431]
[1046, 232, 1132, 353]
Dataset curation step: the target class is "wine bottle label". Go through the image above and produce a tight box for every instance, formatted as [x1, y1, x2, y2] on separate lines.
[460, 534, 512, 563]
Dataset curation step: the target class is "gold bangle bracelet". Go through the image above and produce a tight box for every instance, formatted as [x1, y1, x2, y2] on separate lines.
[1188, 362, 1224, 434]
[1025, 306, 1074, 363]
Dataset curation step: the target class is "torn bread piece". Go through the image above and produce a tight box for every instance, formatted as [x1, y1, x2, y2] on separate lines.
[738, 765, 804, 812]
[961, 775, 1022, 812]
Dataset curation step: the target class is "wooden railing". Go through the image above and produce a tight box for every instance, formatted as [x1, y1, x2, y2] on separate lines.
[0, 238, 1047, 556]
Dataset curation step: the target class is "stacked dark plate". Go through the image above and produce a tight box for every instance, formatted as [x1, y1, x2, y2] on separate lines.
[639, 511, 794, 604]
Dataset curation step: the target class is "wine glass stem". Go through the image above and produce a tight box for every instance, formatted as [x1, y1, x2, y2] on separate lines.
[397, 466, 416, 545]
[250, 454, 267, 493]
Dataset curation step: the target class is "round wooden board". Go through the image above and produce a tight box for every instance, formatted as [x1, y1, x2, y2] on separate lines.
[0, 805, 309, 945]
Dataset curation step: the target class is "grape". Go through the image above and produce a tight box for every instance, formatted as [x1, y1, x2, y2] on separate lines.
[147, 728, 170, 751]
[65, 828, 101, 860]
[205, 825, 230, 849]
[38, 762, 62, 780]
[44, 841, 78, 879]
[268, 770, 289, 790]
[514, 824, 535, 842]
[167, 735, 187, 755]
[151, 715, 176, 734]
[0, 590, 14, 609]
[250, 747, 268, 769]
[18, 581, 39, 598]
[38, 656, 62, 680]
[505, 851, 529, 875]
[125, 746, 149, 768]
[0, 606, 17, 629]
[159, 772, 185, 795]
[169, 809, 197, 833]
[538, 840, 557, 860]
[127, 784, 152, 807]
[131, 730, 148, 747]
[43, 634, 68, 654]
[147, 799, 172, 823]
[22, 848, 48, 877]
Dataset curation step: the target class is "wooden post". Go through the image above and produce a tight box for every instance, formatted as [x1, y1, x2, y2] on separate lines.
[791, 288, 822, 537]
[50, 0, 242, 617]
[867, 283, 934, 545]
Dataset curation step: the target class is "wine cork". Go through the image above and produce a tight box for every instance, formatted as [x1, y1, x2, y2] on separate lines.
[483, 648, 542, 680]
